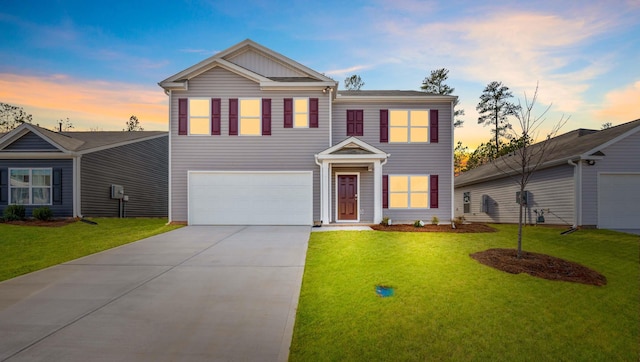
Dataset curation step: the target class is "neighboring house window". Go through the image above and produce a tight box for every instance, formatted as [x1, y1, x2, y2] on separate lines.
[463, 192, 471, 213]
[294, 98, 309, 128]
[389, 110, 429, 143]
[9, 168, 52, 205]
[388, 175, 429, 208]
[189, 98, 210, 135]
[240, 98, 261, 136]
[347, 110, 364, 136]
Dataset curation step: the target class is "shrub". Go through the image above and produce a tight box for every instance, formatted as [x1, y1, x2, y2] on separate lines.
[3, 204, 26, 221]
[431, 216, 439, 225]
[413, 220, 424, 227]
[381, 217, 391, 226]
[453, 215, 466, 227]
[33, 206, 53, 221]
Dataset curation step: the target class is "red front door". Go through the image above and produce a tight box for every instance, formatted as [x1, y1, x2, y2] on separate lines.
[338, 175, 358, 220]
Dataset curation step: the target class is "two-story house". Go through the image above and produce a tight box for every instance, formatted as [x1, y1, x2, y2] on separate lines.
[159, 39, 455, 226]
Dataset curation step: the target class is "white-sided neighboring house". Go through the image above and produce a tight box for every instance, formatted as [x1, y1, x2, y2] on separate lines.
[158, 39, 456, 226]
[454, 119, 640, 231]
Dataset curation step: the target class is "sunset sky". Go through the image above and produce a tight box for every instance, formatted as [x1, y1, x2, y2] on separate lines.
[1, 0, 639, 148]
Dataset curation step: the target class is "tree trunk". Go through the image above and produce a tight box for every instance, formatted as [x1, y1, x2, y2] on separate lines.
[517, 191, 523, 259]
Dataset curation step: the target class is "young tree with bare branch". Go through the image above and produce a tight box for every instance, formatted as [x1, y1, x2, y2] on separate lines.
[490, 85, 568, 258]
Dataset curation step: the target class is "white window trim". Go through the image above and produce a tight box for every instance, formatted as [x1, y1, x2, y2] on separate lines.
[335, 172, 360, 222]
[389, 109, 430, 144]
[239, 97, 262, 136]
[388, 174, 430, 209]
[188, 98, 211, 136]
[293, 97, 309, 128]
[8, 168, 53, 205]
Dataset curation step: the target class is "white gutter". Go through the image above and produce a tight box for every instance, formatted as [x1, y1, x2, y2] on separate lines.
[450, 99, 455, 226]
[567, 159, 580, 228]
[328, 87, 333, 147]
[167, 89, 173, 224]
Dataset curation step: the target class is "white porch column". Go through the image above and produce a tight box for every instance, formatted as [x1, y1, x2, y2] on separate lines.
[373, 159, 382, 224]
[321, 161, 330, 224]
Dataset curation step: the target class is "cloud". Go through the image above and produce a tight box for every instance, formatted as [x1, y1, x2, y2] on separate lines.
[594, 80, 640, 122]
[0, 73, 167, 131]
[323, 64, 371, 77]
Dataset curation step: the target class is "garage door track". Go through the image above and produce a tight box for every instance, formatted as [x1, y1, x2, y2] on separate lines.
[0, 225, 310, 361]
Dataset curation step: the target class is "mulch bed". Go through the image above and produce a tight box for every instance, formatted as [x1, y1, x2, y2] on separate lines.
[470, 248, 607, 286]
[370, 223, 497, 233]
[1, 218, 78, 227]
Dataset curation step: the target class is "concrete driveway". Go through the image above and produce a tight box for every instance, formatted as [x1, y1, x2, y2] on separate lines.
[0, 225, 310, 361]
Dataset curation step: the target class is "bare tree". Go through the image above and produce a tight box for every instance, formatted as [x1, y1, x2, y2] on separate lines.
[0, 103, 32, 132]
[58, 117, 74, 131]
[124, 115, 144, 131]
[490, 85, 568, 258]
[601, 122, 612, 130]
[344, 74, 365, 90]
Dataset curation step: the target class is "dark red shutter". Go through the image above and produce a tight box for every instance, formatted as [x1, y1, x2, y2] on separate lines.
[430, 175, 438, 208]
[382, 175, 388, 209]
[211, 98, 221, 135]
[229, 98, 238, 136]
[380, 109, 388, 143]
[309, 98, 319, 128]
[262, 98, 271, 135]
[355, 110, 363, 136]
[178, 98, 187, 135]
[284, 98, 293, 128]
[430, 109, 439, 143]
[52, 168, 62, 205]
[346, 110, 355, 136]
[0, 168, 7, 203]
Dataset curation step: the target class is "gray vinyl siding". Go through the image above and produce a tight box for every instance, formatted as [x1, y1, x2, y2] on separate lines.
[4, 132, 58, 151]
[170, 67, 331, 222]
[580, 131, 640, 226]
[81, 136, 168, 217]
[227, 50, 305, 77]
[331, 167, 374, 222]
[0, 159, 73, 217]
[454, 165, 574, 225]
[333, 101, 453, 224]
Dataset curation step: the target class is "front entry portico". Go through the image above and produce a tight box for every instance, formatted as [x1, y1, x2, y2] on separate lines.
[315, 137, 390, 225]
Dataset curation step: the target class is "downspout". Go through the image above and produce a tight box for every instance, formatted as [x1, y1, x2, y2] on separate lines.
[450, 99, 455, 227]
[314, 155, 323, 225]
[567, 159, 580, 228]
[167, 89, 173, 224]
[328, 87, 333, 147]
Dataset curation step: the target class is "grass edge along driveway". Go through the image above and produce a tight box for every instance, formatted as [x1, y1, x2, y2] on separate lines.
[0, 218, 182, 282]
[290, 225, 639, 361]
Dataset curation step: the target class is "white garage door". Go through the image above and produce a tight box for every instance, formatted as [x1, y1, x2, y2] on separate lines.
[598, 173, 640, 229]
[188, 171, 313, 225]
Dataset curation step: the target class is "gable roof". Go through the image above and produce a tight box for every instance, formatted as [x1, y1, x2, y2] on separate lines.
[0, 123, 167, 155]
[159, 39, 337, 91]
[316, 137, 390, 161]
[455, 119, 640, 187]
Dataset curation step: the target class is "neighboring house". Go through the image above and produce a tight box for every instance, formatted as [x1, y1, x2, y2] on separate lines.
[158, 39, 456, 226]
[0, 123, 168, 218]
[454, 119, 640, 230]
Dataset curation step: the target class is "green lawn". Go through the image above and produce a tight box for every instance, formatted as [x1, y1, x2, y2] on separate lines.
[0, 218, 182, 282]
[290, 225, 639, 361]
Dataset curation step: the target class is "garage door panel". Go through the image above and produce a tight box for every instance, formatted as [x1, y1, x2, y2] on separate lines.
[599, 174, 640, 229]
[189, 171, 312, 225]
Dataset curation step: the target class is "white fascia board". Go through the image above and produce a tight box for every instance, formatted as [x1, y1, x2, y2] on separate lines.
[260, 81, 336, 91]
[454, 157, 572, 188]
[334, 95, 458, 103]
[318, 136, 389, 156]
[158, 81, 188, 90]
[0, 152, 75, 159]
[579, 125, 640, 159]
[0, 124, 70, 153]
[159, 58, 270, 90]
[77, 133, 168, 155]
[316, 154, 389, 161]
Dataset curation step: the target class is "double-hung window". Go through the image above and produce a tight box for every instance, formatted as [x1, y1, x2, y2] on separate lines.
[240, 98, 261, 136]
[389, 175, 429, 208]
[294, 98, 309, 128]
[9, 168, 52, 205]
[389, 110, 429, 143]
[189, 98, 210, 135]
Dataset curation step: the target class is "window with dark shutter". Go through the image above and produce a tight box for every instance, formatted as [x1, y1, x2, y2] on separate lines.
[284, 98, 293, 128]
[211, 98, 221, 135]
[52, 168, 62, 205]
[262, 98, 271, 135]
[178, 98, 188, 135]
[229, 98, 238, 136]
[0, 168, 7, 203]
[309, 98, 319, 128]
[347, 110, 364, 136]
[382, 175, 388, 209]
[430, 175, 438, 208]
[380, 109, 388, 142]
[430, 109, 439, 143]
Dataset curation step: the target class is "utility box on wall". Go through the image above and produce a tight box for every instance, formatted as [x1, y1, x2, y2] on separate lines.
[111, 184, 124, 199]
[516, 191, 530, 206]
